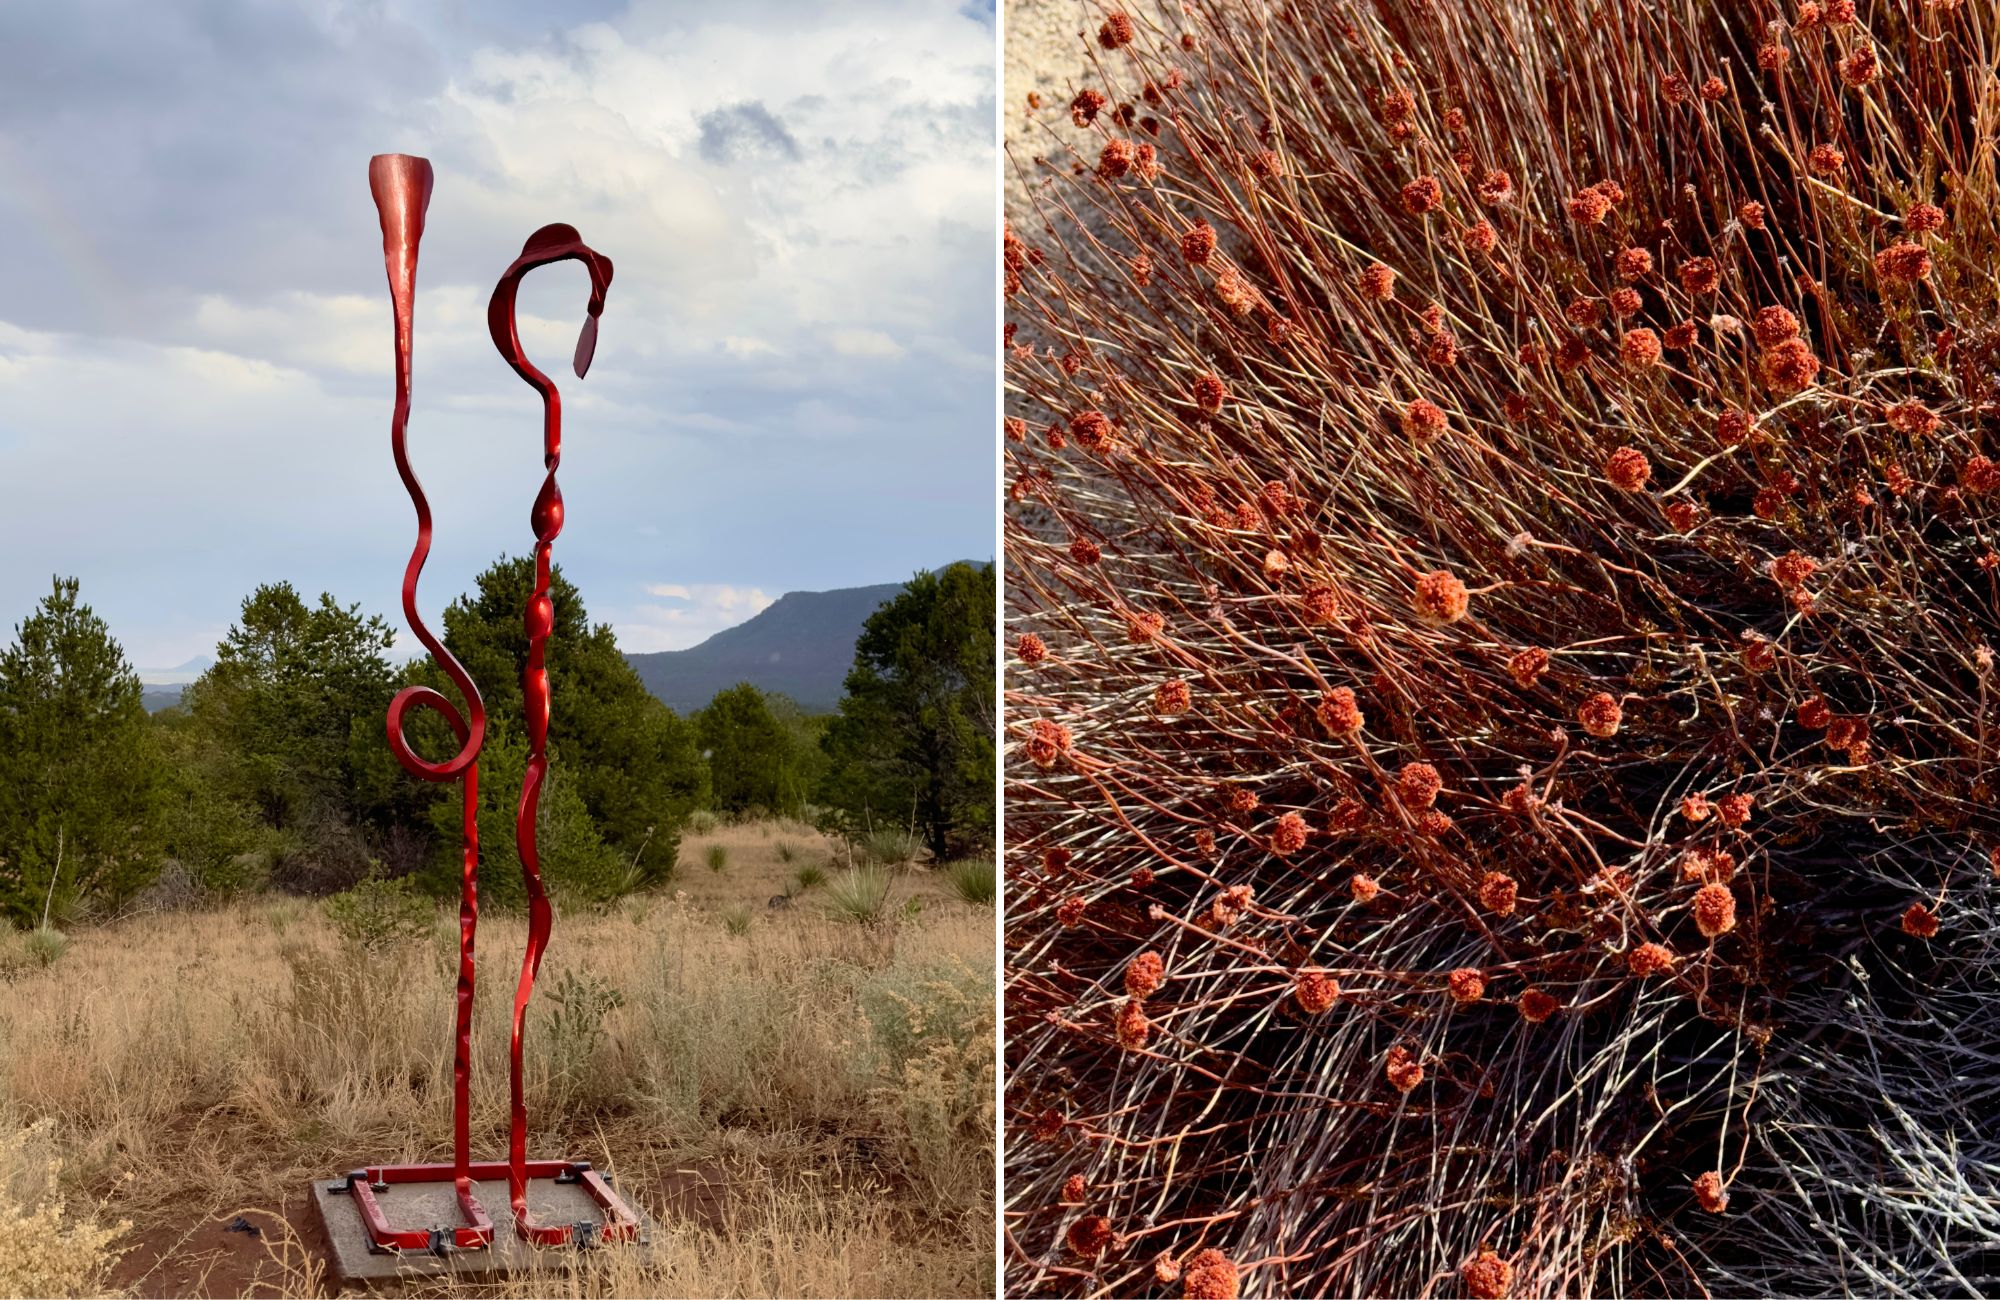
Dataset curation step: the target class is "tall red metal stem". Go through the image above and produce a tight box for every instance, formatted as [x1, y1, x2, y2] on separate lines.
[486, 224, 613, 1246]
[369, 152, 492, 1246]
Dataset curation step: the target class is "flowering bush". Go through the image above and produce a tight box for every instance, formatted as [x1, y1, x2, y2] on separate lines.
[1004, 2, 1998, 1295]
[0, 1121, 128, 1299]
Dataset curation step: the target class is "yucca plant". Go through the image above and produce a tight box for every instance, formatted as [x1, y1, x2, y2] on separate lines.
[22, 928, 68, 969]
[1004, 3, 2000, 1297]
[825, 866, 894, 925]
[864, 827, 923, 866]
[945, 858, 999, 906]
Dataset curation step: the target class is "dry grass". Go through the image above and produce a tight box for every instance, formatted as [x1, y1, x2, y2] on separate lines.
[0, 821, 995, 1298]
[671, 818, 935, 907]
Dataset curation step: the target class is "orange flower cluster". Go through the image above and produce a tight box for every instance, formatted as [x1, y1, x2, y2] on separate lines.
[1413, 569, 1468, 621]
[1318, 686, 1365, 734]
[1693, 882, 1737, 938]
[1578, 692, 1623, 739]
[1508, 646, 1550, 686]
[1025, 719, 1072, 768]
[1269, 812, 1309, 855]
[1294, 967, 1339, 1014]
[1182, 1249, 1239, 1300]
[1448, 967, 1486, 1003]
[1126, 950, 1165, 999]
[1462, 1248, 1514, 1300]
[1519, 988, 1559, 1023]
[1066, 1215, 1115, 1257]
[1115, 998, 1152, 1049]
[1385, 1045, 1425, 1093]
[1628, 942, 1677, 977]
[1403, 397, 1446, 441]
[1478, 871, 1519, 916]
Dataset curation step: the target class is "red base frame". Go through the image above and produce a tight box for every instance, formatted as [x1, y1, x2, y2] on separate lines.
[340, 1159, 641, 1255]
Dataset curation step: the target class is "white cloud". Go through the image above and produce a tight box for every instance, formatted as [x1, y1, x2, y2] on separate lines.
[618, 581, 775, 651]
[720, 335, 778, 358]
[830, 327, 905, 359]
[0, 0, 995, 669]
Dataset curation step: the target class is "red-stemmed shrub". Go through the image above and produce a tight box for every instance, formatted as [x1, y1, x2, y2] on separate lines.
[1004, 3, 1999, 1295]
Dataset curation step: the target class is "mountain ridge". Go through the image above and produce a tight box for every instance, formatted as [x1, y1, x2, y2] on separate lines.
[625, 561, 987, 714]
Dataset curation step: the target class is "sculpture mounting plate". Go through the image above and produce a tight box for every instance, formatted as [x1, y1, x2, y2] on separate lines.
[311, 1170, 655, 1288]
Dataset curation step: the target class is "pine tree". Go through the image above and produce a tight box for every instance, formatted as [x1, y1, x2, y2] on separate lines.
[0, 577, 160, 923]
[182, 582, 411, 891]
[696, 683, 791, 813]
[820, 562, 995, 859]
[415, 555, 705, 887]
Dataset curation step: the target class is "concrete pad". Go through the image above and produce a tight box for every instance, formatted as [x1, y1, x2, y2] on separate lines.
[311, 1171, 655, 1290]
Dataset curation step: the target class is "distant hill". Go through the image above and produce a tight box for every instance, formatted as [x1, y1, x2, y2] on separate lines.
[138, 656, 211, 713]
[138, 655, 212, 684]
[625, 563, 986, 715]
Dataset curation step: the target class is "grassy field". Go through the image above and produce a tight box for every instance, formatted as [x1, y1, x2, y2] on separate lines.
[0, 819, 994, 1298]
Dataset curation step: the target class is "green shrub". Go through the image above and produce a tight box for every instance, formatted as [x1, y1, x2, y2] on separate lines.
[825, 866, 892, 925]
[324, 874, 433, 953]
[22, 928, 68, 968]
[705, 844, 729, 874]
[862, 827, 921, 866]
[776, 841, 797, 864]
[858, 957, 991, 1089]
[943, 858, 996, 906]
[684, 809, 722, 835]
[721, 905, 753, 937]
[794, 863, 828, 892]
[541, 967, 625, 1112]
[856, 958, 995, 1213]
[807, 803, 852, 839]
[423, 737, 628, 908]
[0, 1117, 132, 1298]
[153, 746, 277, 899]
[614, 824, 668, 896]
[265, 898, 308, 937]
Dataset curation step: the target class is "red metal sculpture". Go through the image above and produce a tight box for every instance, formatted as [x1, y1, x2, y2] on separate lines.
[365, 152, 495, 1254]
[344, 154, 637, 1258]
[487, 223, 618, 1247]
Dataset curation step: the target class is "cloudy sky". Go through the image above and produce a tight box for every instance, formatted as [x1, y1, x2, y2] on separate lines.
[0, 0, 996, 669]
